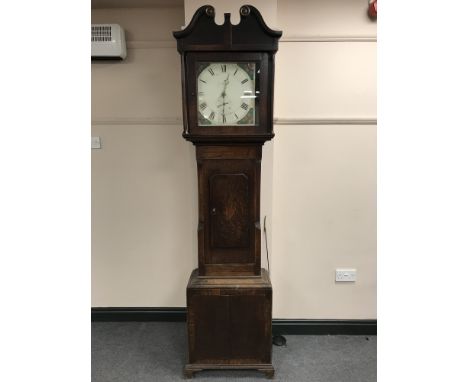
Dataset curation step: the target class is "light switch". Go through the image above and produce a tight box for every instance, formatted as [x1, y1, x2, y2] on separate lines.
[336, 268, 357, 282]
[91, 136, 101, 149]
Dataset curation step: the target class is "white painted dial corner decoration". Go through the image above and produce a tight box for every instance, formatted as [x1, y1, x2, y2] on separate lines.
[197, 62, 257, 126]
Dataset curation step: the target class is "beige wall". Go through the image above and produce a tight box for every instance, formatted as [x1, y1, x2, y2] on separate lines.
[92, 0, 376, 318]
[91, 4, 197, 307]
[271, 0, 376, 319]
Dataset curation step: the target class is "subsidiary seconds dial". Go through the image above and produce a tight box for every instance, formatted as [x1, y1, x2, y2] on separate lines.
[197, 62, 256, 126]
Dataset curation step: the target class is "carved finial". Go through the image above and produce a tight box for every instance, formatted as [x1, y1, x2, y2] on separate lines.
[205, 6, 215, 17]
[240, 5, 250, 17]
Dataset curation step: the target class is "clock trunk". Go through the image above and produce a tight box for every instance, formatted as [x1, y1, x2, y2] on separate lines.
[197, 145, 261, 276]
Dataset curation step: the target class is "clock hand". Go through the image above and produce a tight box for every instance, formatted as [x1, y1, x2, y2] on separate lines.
[222, 74, 230, 120]
[214, 74, 231, 122]
[220, 74, 230, 98]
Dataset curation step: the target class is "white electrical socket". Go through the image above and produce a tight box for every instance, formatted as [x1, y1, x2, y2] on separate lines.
[91, 136, 101, 149]
[336, 268, 356, 282]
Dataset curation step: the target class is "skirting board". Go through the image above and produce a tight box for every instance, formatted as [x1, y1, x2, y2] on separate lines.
[91, 308, 376, 335]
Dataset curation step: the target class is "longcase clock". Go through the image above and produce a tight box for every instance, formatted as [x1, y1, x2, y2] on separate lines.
[173, 4, 282, 378]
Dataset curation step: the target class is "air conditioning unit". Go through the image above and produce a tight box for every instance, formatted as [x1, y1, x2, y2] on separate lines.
[91, 24, 127, 60]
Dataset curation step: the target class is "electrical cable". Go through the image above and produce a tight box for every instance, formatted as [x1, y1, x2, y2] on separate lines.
[264, 215, 287, 346]
[273, 335, 287, 346]
[263, 215, 270, 274]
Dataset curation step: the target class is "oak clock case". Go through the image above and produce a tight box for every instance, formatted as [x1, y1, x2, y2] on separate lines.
[173, 5, 281, 379]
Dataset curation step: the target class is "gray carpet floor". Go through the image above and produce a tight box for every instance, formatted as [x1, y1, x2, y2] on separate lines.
[92, 322, 376, 382]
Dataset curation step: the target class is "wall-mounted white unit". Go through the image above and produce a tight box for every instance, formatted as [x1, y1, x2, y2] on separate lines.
[91, 24, 127, 60]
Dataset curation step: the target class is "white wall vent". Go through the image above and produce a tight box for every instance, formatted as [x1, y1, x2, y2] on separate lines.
[91, 24, 127, 60]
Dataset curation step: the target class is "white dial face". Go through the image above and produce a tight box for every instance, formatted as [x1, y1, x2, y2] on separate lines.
[197, 62, 256, 126]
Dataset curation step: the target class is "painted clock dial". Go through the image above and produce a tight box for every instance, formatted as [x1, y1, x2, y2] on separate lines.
[197, 62, 256, 126]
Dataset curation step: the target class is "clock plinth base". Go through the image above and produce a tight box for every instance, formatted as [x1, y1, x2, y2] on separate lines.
[186, 269, 273, 378]
[184, 363, 275, 379]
